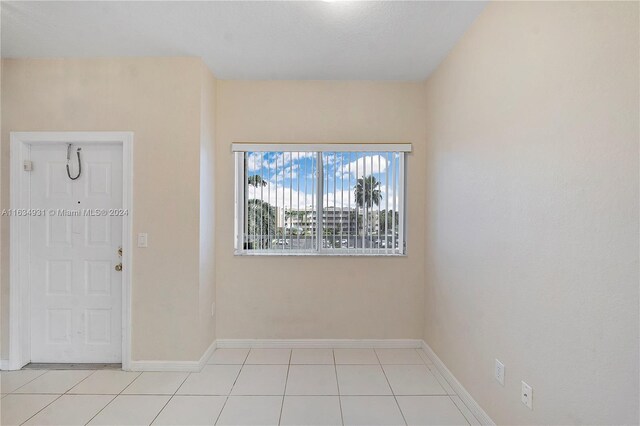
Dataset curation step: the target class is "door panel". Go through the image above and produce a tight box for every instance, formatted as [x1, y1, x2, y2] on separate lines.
[30, 143, 123, 363]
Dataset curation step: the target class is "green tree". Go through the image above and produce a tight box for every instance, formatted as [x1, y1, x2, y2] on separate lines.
[354, 175, 382, 236]
[247, 199, 276, 249]
[246, 174, 273, 248]
[378, 210, 399, 235]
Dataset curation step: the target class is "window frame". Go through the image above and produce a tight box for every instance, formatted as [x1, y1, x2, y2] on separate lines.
[233, 143, 410, 256]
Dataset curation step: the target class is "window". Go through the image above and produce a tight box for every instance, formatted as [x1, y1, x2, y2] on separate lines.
[233, 143, 410, 255]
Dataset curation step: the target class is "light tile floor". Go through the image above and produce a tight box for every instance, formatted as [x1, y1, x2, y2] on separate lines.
[0, 348, 481, 425]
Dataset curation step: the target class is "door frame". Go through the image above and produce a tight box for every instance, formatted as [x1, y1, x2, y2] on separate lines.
[8, 132, 133, 370]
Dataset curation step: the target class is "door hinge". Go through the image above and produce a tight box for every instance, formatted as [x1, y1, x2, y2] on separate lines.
[23, 160, 33, 171]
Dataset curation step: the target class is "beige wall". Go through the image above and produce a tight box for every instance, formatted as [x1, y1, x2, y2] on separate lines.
[199, 64, 217, 353]
[215, 81, 426, 339]
[1, 57, 216, 362]
[0, 59, 4, 360]
[423, 2, 639, 424]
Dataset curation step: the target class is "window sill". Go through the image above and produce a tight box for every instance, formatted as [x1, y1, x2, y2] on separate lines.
[234, 250, 407, 257]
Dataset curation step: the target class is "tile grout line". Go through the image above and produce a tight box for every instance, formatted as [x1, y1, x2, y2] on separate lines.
[129, 393, 453, 397]
[415, 348, 476, 425]
[213, 348, 250, 425]
[148, 372, 193, 425]
[417, 347, 478, 424]
[417, 350, 455, 398]
[447, 394, 473, 426]
[19, 393, 65, 425]
[83, 370, 142, 425]
[444, 384, 481, 423]
[119, 370, 144, 394]
[451, 393, 481, 423]
[5, 368, 49, 394]
[375, 349, 408, 426]
[82, 395, 118, 426]
[17, 369, 101, 426]
[277, 349, 292, 426]
[12, 391, 457, 397]
[333, 349, 345, 426]
[10, 349, 477, 425]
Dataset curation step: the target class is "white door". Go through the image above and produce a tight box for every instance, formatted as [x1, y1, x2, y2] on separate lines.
[29, 143, 123, 363]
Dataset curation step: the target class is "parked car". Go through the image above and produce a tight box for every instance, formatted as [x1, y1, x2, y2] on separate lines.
[272, 238, 290, 246]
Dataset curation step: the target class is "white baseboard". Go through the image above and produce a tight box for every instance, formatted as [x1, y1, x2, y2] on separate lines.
[126, 339, 420, 370]
[128, 339, 217, 372]
[421, 340, 495, 426]
[0, 342, 217, 372]
[215, 339, 422, 349]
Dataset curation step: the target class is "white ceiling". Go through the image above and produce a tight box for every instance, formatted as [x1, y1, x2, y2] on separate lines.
[1, 1, 486, 80]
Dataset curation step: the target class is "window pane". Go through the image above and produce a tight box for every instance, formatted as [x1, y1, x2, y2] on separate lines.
[244, 151, 317, 252]
[238, 149, 403, 255]
[322, 151, 399, 253]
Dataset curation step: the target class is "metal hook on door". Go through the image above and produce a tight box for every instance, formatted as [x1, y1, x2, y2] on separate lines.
[66, 144, 82, 180]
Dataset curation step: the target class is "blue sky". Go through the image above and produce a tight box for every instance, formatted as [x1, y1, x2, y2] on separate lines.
[246, 151, 400, 210]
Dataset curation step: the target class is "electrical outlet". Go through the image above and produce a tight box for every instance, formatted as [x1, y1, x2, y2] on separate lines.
[521, 381, 533, 410]
[494, 359, 505, 386]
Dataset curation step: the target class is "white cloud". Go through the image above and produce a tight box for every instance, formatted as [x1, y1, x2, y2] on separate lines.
[340, 154, 390, 178]
[268, 162, 301, 181]
[379, 184, 400, 210]
[266, 151, 314, 169]
[246, 152, 400, 211]
[246, 152, 267, 172]
[246, 151, 315, 172]
[247, 181, 314, 210]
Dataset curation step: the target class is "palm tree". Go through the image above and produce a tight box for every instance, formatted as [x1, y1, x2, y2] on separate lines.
[354, 175, 381, 236]
[248, 175, 267, 187]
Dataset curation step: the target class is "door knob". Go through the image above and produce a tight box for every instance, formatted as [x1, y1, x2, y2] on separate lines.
[115, 263, 122, 272]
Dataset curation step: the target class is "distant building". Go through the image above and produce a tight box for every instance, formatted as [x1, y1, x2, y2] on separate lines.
[275, 207, 285, 228]
[284, 206, 358, 235]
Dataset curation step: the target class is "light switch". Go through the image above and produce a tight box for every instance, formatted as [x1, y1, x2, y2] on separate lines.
[137, 233, 148, 248]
